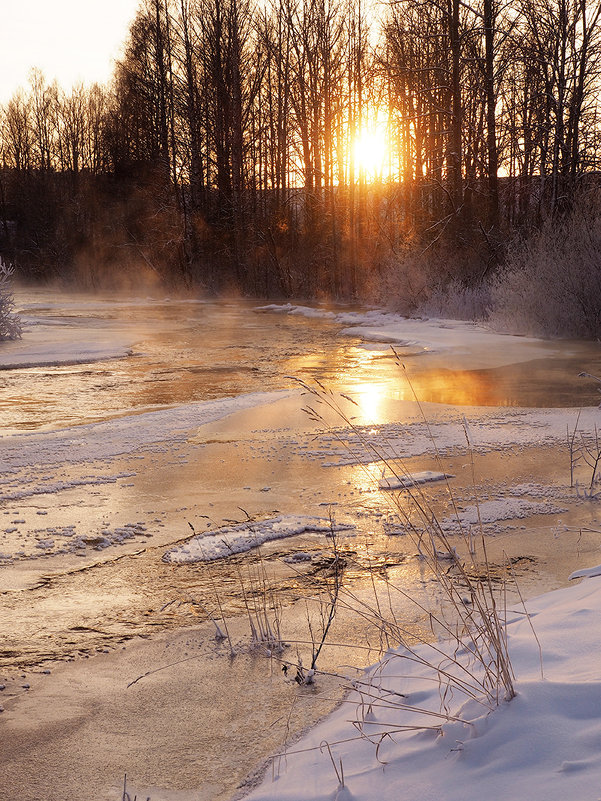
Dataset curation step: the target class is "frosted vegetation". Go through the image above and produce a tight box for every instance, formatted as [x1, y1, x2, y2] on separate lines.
[0, 258, 21, 341]
[489, 197, 601, 338]
[405, 196, 601, 339]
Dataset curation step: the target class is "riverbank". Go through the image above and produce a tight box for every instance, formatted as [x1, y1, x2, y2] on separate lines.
[244, 572, 601, 801]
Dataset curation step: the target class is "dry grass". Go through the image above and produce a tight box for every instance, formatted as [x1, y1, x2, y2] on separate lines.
[296, 368, 516, 712]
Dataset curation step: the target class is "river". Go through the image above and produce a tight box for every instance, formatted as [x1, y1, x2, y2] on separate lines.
[2, 291, 601, 438]
[2, 288, 601, 801]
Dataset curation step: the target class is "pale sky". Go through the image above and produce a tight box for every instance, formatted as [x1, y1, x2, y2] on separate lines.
[0, 1, 140, 103]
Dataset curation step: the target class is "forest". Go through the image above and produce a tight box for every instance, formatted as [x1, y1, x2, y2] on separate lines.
[1, 0, 601, 335]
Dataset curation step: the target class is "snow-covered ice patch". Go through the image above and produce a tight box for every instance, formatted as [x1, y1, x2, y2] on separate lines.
[2, 391, 289, 472]
[0, 520, 153, 563]
[1, 472, 137, 503]
[256, 304, 550, 368]
[283, 551, 314, 564]
[569, 563, 601, 580]
[289, 405, 601, 465]
[442, 497, 567, 533]
[163, 516, 355, 563]
[378, 470, 451, 490]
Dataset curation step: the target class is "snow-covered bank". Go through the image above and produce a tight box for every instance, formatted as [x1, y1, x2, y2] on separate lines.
[0, 334, 133, 369]
[2, 292, 208, 369]
[0, 304, 136, 368]
[245, 575, 601, 801]
[256, 303, 553, 369]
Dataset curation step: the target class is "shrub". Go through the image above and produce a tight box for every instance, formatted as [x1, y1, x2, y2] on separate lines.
[376, 239, 493, 320]
[0, 258, 22, 341]
[489, 196, 601, 339]
[418, 278, 491, 321]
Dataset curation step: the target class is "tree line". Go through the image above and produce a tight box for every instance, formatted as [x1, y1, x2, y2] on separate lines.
[1, 0, 601, 298]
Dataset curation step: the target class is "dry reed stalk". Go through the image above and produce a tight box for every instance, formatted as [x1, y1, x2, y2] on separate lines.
[295, 370, 516, 707]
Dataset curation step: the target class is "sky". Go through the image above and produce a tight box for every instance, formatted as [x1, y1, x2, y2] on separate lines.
[0, 1, 140, 104]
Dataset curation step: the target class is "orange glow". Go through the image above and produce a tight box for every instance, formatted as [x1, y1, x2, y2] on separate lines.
[355, 382, 385, 420]
[353, 127, 388, 180]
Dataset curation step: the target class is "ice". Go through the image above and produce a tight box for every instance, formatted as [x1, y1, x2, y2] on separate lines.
[378, 470, 451, 489]
[258, 303, 550, 369]
[163, 515, 355, 563]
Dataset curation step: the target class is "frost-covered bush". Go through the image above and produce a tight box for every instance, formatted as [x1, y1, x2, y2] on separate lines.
[377, 242, 491, 319]
[489, 198, 601, 338]
[0, 258, 22, 341]
[418, 278, 491, 321]
[372, 252, 433, 314]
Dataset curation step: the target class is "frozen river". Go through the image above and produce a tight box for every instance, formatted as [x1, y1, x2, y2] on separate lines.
[2, 289, 601, 642]
[2, 289, 601, 800]
[2, 290, 601, 643]
[3, 289, 601, 436]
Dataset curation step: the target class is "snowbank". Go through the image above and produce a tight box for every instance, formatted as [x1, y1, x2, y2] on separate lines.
[1, 296, 136, 368]
[245, 575, 601, 801]
[2, 292, 205, 369]
[255, 304, 552, 369]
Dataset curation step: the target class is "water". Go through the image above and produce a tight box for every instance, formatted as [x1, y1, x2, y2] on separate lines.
[2, 290, 600, 652]
[3, 290, 601, 439]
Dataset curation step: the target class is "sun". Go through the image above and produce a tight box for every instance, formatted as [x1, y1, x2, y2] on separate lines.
[353, 128, 388, 179]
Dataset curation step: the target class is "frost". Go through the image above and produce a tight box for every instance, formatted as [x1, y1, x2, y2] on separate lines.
[163, 516, 355, 563]
[0, 258, 22, 341]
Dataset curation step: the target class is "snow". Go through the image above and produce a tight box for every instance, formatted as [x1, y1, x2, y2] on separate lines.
[0, 390, 288, 562]
[0, 335, 133, 368]
[163, 516, 355, 562]
[286, 404, 601, 466]
[245, 575, 601, 801]
[2, 292, 208, 369]
[1, 390, 289, 471]
[569, 563, 601, 580]
[441, 497, 568, 533]
[378, 470, 451, 489]
[0, 312, 134, 368]
[4, 295, 601, 800]
[256, 304, 550, 368]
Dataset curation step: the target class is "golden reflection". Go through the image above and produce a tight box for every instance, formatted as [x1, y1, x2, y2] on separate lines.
[355, 381, 385, 420]
[403, 368, 507, 407]
[283, 331, 595, 410]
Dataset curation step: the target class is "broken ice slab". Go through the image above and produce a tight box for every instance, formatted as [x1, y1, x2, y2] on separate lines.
[378, 471, 453, 490]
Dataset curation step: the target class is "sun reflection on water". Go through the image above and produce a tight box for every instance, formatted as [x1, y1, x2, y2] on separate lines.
[355, 382, 386, 421]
